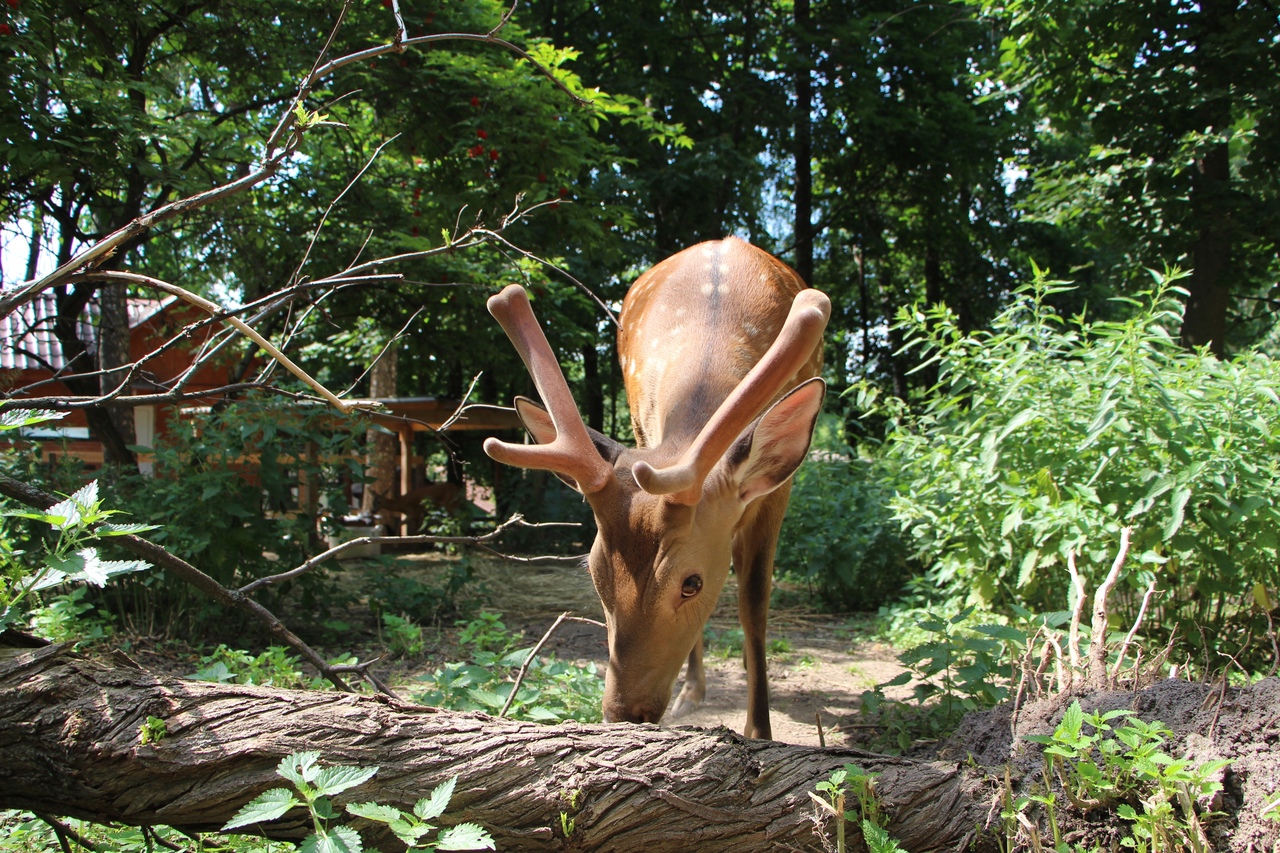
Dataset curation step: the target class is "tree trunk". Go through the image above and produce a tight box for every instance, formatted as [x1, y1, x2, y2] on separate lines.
[793, 0, 814, 286]
[0, 643, 995, 853]
[98, 279, 136, 461]
[1179, 0, 1234, 356]
[361, 347, 399, 516]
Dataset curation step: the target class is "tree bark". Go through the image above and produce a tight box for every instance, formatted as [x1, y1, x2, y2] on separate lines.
[1179, 0, 1234, 357]
[0, 643, 995, 853]
[362, 346, 399, 517]
[793, 0, 814, 286]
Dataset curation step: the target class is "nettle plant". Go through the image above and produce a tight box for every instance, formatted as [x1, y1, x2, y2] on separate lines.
[413, 613, 604, 724]
[1, 410, 154, 633]
[859, 267, 1280, 665]
[223, 752, 492, 852]
[1015, 700, 1230, 852]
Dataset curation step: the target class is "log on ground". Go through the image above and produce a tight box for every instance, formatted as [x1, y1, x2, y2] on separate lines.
[0, 642, 996, 852]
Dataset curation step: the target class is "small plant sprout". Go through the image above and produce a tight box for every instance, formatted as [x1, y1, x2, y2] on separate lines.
[347, 776, 494, 851]
[1024, 701, 1231, 850]
[222, 751, 378, 852]
[138, 716, 167, 745]
[812, 765, 891, 853]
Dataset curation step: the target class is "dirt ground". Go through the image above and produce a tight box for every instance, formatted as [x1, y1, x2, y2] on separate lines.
[394, 551, 914, 747]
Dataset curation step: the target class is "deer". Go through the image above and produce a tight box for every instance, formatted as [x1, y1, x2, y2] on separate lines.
[483, 236, 829, 739]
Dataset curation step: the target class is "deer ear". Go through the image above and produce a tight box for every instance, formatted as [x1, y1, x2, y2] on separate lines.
[513, 396, 559, 445]
[512, 396, 623, 493]
[723, 378, 825, 505]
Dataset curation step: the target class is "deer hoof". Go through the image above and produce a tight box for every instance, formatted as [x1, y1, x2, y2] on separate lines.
[669, 685, 705, 719]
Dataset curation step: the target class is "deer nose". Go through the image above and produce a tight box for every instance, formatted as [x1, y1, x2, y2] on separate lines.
[603, 699, 664, 725]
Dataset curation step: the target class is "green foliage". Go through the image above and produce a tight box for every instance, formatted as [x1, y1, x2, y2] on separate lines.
[224, 752, 371, 853]
[0, 423, 154, 630]
[862, 267, 1280, 668]
[860, 605, 1045, 751]
[814, 764, 896, 853]
[0, 812, 228, 853]
[777, 419, 911, 610]
[967, 0, 1280, 350]
[222, 752, 492, 853]
[26, 587, 114, 648]
[104, 392, 364, 634]
[138, 716, 167, 745]
[381, 613, 426, 658]
[414, 613, 603, 723]
[365, 560, 478, 624]
[347, 777, 495, 851]
[190, 645, 312, 690]
[1016, 700, 1231, 851]
[703, 625, 744, 660]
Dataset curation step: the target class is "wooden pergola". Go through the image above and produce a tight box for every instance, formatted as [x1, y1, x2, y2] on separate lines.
[353, 397, 524, 504]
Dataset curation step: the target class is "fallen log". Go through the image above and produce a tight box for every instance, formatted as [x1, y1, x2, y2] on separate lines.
[0, 642, 996, 852]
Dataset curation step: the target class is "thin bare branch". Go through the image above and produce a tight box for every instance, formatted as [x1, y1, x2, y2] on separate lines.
[341, 307, 425, 398]
[437, 372, 484, 431]
[68, 270, 360, 413]
[499, 610, 606, 718]
[1066, 548, 1086, 674]
[237, 514, 582, 595]
[290, 134, 400, 287]
[475, 227, 619, 327]
[1109, 579, 1159, 685]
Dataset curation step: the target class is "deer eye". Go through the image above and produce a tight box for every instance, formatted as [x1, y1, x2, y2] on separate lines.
[681, 574, 703, 598]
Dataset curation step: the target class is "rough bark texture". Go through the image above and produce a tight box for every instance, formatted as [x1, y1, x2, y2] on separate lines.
[0, 642, 995, 853]
[362, 347, 399, 517]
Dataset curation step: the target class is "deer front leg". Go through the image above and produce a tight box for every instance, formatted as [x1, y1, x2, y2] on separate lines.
[669, 637, 705, 718]
[734, 494, 786, 740]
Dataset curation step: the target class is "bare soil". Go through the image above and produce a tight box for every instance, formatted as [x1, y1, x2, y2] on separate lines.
[392, 551, 915, 747]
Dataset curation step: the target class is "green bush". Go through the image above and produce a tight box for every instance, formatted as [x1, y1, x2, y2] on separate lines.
[414, 613, 603, 723]
[777, 428, 912, 611]
[104, 392, 366, 635]
[860, 268, 1280, 668]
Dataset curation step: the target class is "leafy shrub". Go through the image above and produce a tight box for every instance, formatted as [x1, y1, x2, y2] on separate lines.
[860, 268, 1280, 668]
[365, 559, 478, 624]
[777, 419, 911, 611]
[413, 613, 603, 723]
[104, 391, 366, 635]
[190, 644, 312, 688]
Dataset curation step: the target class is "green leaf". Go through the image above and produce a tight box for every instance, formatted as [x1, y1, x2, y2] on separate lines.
[415, 776, 458, 821]
[972, 624, 1027, 643]
[96, 522, 159, 536]
[346, 802, 405, 823]
[278, 751, 323, 786]
[0, 408, 66, 430]
[995, 407, 1039, 444]
[222, 788, 300, 830]
[436, 823, 495, 851]
[1164, 486, 1192, 539]
[312, 764, 378, 797]
[466, 688, 507, 710]
[307, 826, 363, 853]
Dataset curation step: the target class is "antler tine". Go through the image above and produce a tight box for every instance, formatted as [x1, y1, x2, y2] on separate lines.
[632, 288, 831, 504]
[482, 285, 613, 493]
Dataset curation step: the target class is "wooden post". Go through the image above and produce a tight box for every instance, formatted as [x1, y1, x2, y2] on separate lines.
[398, 424, 413, 535]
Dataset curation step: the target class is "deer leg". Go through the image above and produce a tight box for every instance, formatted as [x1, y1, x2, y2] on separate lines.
[669, 635, 706, 718]
[734, 502, 786, 740]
